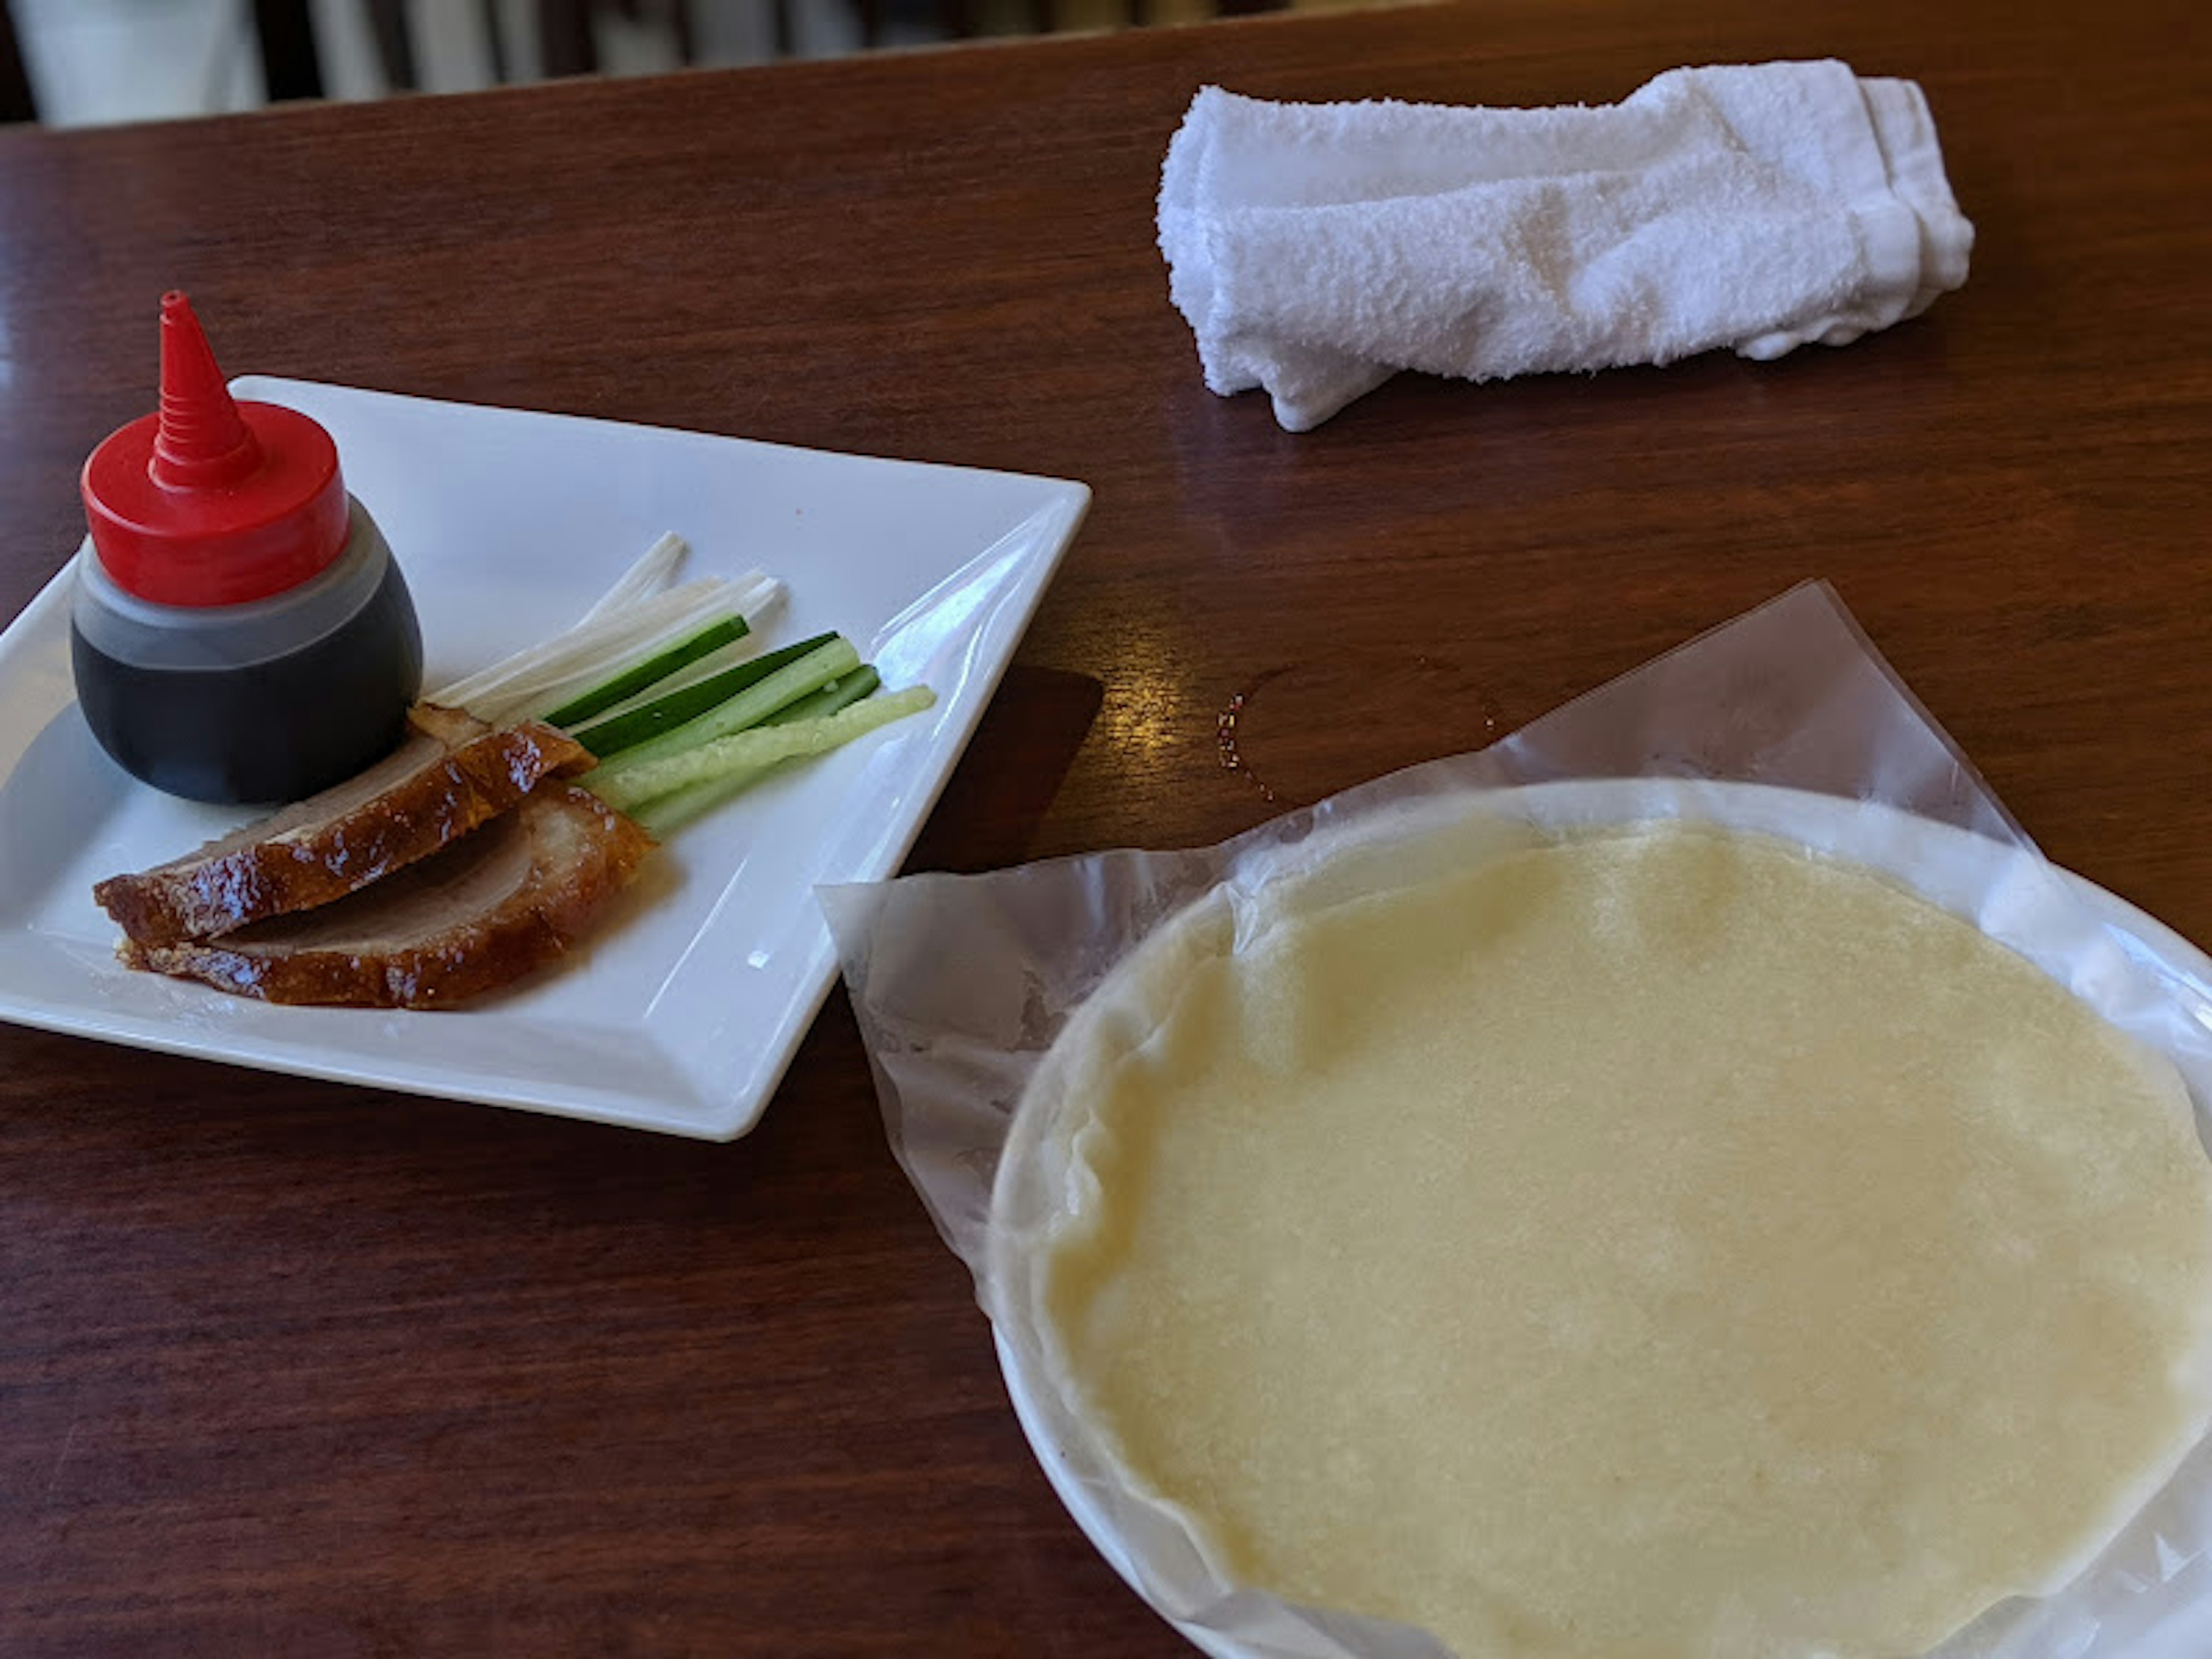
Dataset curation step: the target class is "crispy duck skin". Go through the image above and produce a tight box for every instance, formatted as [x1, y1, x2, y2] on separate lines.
[92, 704, 594, 948]
[121, 785, 654, 1009]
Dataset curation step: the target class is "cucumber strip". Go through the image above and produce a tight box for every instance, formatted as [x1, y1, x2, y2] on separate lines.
[498, 585, 744, 725]
[582, 635, 858, 766]
[571, 631, 841, 757]
[543, 613, 749, 728]
[567, 627, 779, 729]
[612, 686, 937, 828]
[761, 665, 881, 726]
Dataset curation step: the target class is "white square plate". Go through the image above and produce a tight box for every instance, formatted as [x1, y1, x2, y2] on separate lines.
[0, 378, 1088, 1139]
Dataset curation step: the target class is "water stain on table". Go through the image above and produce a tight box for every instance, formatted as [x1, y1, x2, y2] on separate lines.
[1216, 655, 1505, 809]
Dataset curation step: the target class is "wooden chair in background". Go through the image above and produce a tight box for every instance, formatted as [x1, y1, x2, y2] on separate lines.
[354, 0, 1277, 78]
[0, 2, 37, 120]
[74, 0, 1294, 129]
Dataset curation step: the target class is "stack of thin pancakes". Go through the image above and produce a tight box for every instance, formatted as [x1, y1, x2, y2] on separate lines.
[1021, 820, 2212, 1658]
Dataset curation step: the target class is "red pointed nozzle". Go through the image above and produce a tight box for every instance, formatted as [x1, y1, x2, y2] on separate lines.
[81, 291, 349, 606]
[151, 292, 261, 488]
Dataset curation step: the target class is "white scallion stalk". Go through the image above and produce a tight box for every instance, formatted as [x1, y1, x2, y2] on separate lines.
[730, 571, 786, 630]
[579, 532, 688, 623]
[430, 582, 728, 723]
[428, 546, 791, 726]
[427, 532, 699, 715]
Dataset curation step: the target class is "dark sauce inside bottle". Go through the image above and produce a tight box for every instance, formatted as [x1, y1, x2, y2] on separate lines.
[71, 555, 422, 805]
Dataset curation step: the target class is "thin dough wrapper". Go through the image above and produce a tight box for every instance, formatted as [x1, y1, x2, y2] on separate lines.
[1033, 824, 2212, 1659]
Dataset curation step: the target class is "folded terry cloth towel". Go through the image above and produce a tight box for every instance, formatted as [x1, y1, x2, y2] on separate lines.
[1157, 63, 1974, 431]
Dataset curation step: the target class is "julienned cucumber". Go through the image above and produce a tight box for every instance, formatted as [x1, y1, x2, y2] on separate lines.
[609, 685, 938, 830]
[589, 637, 862, 779]
[761, 666, 881, 727]
[573, 630, 842, 757]
[575, 628, 778, 726]
[542, 613, 749, 729]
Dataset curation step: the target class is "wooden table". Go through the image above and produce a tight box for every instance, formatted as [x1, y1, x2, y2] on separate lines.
[2, 2, 2205, 1652]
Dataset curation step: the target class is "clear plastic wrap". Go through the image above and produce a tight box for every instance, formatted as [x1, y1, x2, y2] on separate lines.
[820, 581, 2212, 1659]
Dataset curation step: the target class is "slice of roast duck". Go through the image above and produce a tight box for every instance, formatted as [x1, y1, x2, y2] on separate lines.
[123, 785, 654, 1009]
[93, 704, 593, 948]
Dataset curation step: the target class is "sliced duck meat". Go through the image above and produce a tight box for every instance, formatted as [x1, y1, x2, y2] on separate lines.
[121, 785, 654, 1009]
[93, 703, 594, 948]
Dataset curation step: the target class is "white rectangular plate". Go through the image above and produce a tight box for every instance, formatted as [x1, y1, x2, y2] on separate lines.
[0, 379, 1088, 1139]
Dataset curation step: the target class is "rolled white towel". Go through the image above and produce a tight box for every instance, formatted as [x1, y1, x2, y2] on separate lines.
[1157, 62, 1974, 431]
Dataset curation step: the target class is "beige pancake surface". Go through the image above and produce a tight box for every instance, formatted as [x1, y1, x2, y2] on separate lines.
[1031, 822, 2212, 1659]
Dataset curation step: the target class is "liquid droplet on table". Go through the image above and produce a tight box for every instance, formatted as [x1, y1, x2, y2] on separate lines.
[1215, 659, 1504, 809]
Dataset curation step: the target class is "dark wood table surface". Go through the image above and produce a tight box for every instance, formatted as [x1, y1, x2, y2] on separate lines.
[2, 1, 2206, 1652]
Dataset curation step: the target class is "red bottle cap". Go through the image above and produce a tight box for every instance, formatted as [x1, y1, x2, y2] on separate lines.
[81, 293, 349, 608]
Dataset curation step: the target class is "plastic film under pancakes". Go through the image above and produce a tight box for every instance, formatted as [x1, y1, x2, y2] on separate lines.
[819, 578, 2212, 1659]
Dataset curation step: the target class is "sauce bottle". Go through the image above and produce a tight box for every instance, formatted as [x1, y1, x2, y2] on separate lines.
[71, 293, 422, 804]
